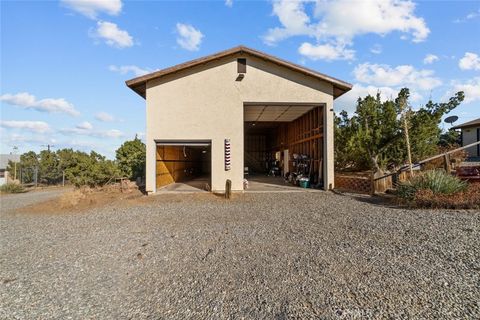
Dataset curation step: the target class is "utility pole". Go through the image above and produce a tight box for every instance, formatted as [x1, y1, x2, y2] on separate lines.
[12, 146, 18, 181]
[41, 144, 55, 152]
[34, 166, 38, 188]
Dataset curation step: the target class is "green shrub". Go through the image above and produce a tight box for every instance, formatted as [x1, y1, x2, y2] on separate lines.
[397, 170, 467, 200]
[0, 183, 25, 193]
[116, 136, 145, 180]
[65, 151, 121, 188]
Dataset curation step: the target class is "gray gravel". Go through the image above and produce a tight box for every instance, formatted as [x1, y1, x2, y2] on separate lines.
[1, 191, 479, 319]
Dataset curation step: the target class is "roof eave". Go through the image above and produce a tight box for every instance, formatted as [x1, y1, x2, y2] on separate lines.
[125, 45, 353, 100]
[451, 118, 480, 130]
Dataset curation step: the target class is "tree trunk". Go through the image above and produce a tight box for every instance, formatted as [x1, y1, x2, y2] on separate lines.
[370, 154, 384, 175]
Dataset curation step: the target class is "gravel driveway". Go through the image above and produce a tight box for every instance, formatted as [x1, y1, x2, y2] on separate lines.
[0, 187, 69, 211]
[1, 191, 479, 319]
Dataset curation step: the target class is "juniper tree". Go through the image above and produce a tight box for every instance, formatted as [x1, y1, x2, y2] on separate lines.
[115, 135, 146, 180]
[335, 88, 464, 173]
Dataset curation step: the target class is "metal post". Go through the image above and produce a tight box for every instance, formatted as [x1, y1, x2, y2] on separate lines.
[62, 171, 65, 187]
[225, 179, 231, 199]
[34, 166, 38, 188]
[370, 172, 375, 196]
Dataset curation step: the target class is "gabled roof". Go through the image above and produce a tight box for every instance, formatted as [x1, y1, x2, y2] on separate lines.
[452, 118, 480, 129]
[125, 45, 352, 99]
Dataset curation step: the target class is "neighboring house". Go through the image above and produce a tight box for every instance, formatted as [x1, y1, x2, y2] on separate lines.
[0, 154, 20, 185]
[126, 46, 352, 194]
[452, 118, 480, 158]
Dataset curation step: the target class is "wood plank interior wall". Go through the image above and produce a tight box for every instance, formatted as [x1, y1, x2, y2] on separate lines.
[244, 106, 324, 176]
[156, 146, 209, 188]
[274, 106, 324, 174]
[244, 134, 267, 172]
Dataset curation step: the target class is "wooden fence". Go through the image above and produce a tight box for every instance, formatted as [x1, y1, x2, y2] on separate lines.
[335, 141, 480, 195]
[335, 173, 374, 195]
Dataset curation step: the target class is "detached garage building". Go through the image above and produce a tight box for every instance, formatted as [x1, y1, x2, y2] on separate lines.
[126, 46, 352, 194]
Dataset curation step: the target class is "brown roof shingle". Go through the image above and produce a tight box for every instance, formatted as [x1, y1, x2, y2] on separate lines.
[125, 45, 352, 99]
[452, 118, 480, 129]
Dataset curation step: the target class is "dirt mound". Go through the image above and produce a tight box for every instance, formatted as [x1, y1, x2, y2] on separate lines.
[15, 183, 145, 215]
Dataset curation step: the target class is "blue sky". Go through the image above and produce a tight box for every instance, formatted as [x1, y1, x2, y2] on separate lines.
[1, 0, 479, 158]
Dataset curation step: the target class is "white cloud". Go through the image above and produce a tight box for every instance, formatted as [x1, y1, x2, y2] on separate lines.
[370, 44, 382, 55]
[53, 139, 115, 158]
[108, 65, 150, 77]
[0, 92, 80, 116]
[334, 84, 400, 113]
[104, 129, 123, 138]
[92, 21, 133, 48]
[5, 133, 55, 144]
[334, 83, 425, 114]
[453, 9, 480, 23]
[264, 0, 429, 61]
[225, 0, 233, 7]
[60, 126, 124, 138]
[336, 61, 444, 113]
[423, 54, 439, 64]
[298, 42, 354, 61]
[467, 9, 480, 19]
[95, 111, 115, 122]
[445, 77, 480, 104]
[263, 0, 314, 45]
[64, 140, 103, 148]
[61, 0, 122, 19]
[353, 63, 442, 90]
[176, 23, 204, 51]
[0, 120, 51, 133]
[459, 52, 480, 71]
[76, 121, 93, 130]
[314, 0, 429, 42]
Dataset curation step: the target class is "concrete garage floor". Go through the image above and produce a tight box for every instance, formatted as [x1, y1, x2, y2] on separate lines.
[246, 175, 321, 192]
[157, 176, 210, 193]
[1, 191, 478, 319]
[157, 175, 320, 193]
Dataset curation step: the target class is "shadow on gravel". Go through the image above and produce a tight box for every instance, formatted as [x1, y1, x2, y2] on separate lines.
[333, 190, 401, 209]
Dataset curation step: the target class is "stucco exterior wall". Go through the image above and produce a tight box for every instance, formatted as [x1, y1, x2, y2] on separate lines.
[462, 126, 480, 157]
[145, 55, 335, 193]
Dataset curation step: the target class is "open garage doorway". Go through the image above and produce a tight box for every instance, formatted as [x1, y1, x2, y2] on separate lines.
[243, 103, 325, 190]
[155, 141, 211, 192]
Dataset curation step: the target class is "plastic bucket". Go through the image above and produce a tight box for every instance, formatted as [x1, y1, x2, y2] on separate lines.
[299, 179, 309, 188]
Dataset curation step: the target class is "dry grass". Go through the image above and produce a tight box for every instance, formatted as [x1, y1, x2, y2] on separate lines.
[13, 182, 236, 215]
[0, 183, 25, 194]
[16, 183, 145, 215]
[58, 189, 88, 208]
[414, 183, 480, 209]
